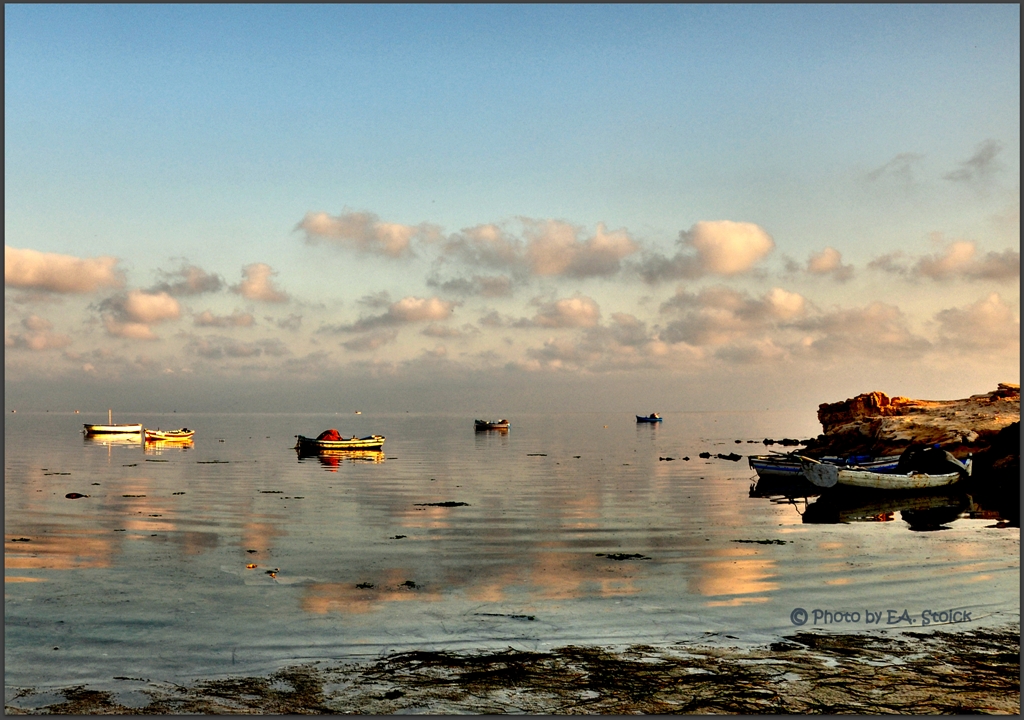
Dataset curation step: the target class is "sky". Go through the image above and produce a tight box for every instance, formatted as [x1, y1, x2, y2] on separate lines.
[4, 4, 1020, 415]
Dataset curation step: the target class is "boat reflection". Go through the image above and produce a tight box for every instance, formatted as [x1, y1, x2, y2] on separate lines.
[803, 489, 969, 527]
[749, 475, 819, 500]
[144, 438, 194, 455]
[84, 433, 141, 447]
[297, 448, 386, 470]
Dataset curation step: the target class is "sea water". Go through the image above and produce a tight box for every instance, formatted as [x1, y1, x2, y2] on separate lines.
[4, 410, 1019, 695]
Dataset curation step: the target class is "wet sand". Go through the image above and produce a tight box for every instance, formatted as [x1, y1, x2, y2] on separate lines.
[6, 626, 1018, 714]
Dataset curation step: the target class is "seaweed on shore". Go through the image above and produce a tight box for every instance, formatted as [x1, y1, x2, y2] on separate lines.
[5, 627, 1018, 714]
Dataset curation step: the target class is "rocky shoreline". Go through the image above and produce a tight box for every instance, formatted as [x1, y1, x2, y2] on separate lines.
[804, 383, 1020, 483]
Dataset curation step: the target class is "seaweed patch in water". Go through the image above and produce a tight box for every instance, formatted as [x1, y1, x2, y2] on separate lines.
[6, 628, 1016, 714]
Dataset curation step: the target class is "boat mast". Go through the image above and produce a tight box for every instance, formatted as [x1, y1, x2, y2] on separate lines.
[108, 408, 112, 425]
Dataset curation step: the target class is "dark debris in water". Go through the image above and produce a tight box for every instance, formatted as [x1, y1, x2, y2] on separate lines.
[732, 539, 792, 545]
[414, 501, 469, 507]
[7, 628, 1017, 714]
[596, 553, 651, 561]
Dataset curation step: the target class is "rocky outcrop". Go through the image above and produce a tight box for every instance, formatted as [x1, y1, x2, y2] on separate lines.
[808, 383, 1020, 459]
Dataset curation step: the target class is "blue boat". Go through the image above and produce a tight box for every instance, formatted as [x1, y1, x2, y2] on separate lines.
[636, 413, 663, 423]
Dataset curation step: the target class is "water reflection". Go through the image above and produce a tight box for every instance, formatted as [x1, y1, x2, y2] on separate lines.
[144, 438, 194, 455]
[84, 433, 141, 447]
[803, 490, 969, 526]
[296, 448, 385, 470]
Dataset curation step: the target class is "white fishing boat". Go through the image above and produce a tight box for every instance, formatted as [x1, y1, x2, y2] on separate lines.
[801, 455, 971, 490]
[84, 409, 142, 435]
[145, 428, 195, 442]
[748, 453, 901, 479]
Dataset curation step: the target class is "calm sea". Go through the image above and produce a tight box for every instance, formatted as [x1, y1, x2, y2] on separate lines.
[4, 410, 1019, 694]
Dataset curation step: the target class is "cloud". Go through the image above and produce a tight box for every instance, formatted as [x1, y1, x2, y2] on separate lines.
[150, 264, 223, 296]
[440, 224, 523, 270]
[421, 323, 478, 339]
[194, 310, 255, 328]
[185, 336, 291, 360]
[944, 139, 1003, 182]
[659, 286, 808, 346]
[521, 220, 638, 278]
[297, 210, 439, 258]
[323, 296, 457, 333]
[5, 315, 72, 351]
[865, 152, 924, 184]
[635, 221, 774, 283]
[276, 314, 303, 331]
[98, 289, 181, 339]
[427, 274, 514, 297]
[5, 246, 124, 293]
[793, 302, 931, 358]
[935, 293, 1019, 350]
[231, 263, 289, 303]
[102, 317, 159, 340]
[869, 240, 1020, 282]
[342, 330, 399, 352]
[806, 247, 854, 282]
[434, 219, 638, 280]
[523, 295, 602, 328]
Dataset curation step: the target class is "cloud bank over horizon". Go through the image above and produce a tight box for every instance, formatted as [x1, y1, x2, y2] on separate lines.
[4, 5, 1019, 410]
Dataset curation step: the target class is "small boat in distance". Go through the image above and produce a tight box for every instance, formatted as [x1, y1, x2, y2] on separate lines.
[145, 428, 195, 442]
[636, 413, 662, 423]
[295, 429, 385, 451]
[84, 409, 142, 435]
[749, 453, 901, 480]
[475, 419, 510, 430]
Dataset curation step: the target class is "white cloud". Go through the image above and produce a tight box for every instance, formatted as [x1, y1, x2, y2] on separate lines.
[522, 220, 638, 278]
[635, 220, 774, 283]
[123, 290, 181, 324]
[807, 247, 854, 282]
[935, 293, 1019, 350]
[5, 246, 124, 293]
[659, 286, 808, 346]
[231, 263, 289, 303]
[323, 296, 457, 333]
[97, 290, 181, 340]
[687, 221, 775, 275]
[869, 240, 1020, 282]
[527, 295, 602, 328]
[297, 210, 438, 258]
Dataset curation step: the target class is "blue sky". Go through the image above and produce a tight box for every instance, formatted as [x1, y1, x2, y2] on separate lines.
[5, 5, 1020, 413]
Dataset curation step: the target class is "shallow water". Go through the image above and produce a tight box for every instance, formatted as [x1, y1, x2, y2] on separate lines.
[4, 410, 1019, 694]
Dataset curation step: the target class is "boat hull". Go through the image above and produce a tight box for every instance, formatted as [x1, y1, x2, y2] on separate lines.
[145, 429, 195, 441]
[84, 423, 142, 435]
[295, 434, 385, 451]
[801, 457, 970, 490]
[636, 415, 662, 423]
[474, 420, 510, 430]
[749, 454, 900, 479]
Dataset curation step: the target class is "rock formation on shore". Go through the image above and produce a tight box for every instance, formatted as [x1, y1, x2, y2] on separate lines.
[806, 384, 1020, 475]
